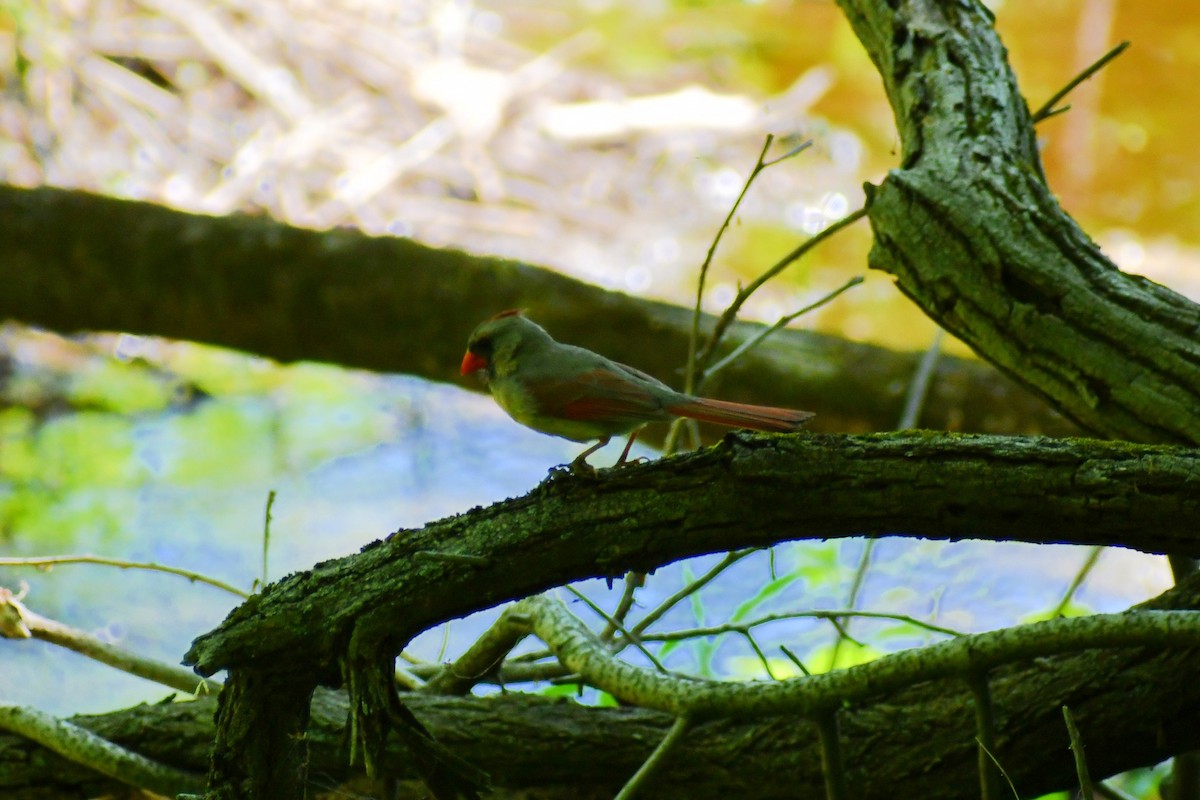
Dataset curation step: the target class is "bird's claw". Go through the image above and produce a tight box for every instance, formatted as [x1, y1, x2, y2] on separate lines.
[545, 459, 599, 480]
[567, 458, 600, 478]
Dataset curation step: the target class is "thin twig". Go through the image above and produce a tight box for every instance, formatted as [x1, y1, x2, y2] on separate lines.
[260, 489, 275, 590]
[694, 205, 869, 375]
[624, 609, 965, 646]
[976, 737, 1021, 800]
[825, 616, 865, 649]
[565, 585, 668, 674]
[1063, 705, 1095, 800]
[0, 555, 250, 598]
[613, 715, 691, 800]
[1032, 41, 1131, 123]
[968, 670, 1000, 800]
[897, 328, 946, 429]
[1049, 546, 1103, 618]
[816, 710, 848, 800]
[629, 549, 760, 638]
[0, 589, 221, 695]
[744, 631, 778, 680]
[601, 571, 645, 641]
[684, 134, 787, 397]
[828, 539, 877, 669]
[703, 275, 864, 382]
[779, 644, 811, 676]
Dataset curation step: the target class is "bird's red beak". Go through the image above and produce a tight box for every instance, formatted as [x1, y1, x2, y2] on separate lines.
[460, 351, 488, 375]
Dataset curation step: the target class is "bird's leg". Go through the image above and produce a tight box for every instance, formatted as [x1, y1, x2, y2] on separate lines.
[569, 436, 610, 476]
[616, 431, 641, 465]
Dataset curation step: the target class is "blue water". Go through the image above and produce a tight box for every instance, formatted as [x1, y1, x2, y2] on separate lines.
[0, 372, 1172, 715]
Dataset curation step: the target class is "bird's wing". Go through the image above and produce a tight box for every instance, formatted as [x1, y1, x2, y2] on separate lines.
[524, 366, 670, 423]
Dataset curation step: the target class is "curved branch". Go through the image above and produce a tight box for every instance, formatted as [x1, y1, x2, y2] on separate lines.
[186, 431, 1200, 678]
[519, 594, 1200, 718]
[835, 0, 1200, 443]
[9, 571, 1200, 799]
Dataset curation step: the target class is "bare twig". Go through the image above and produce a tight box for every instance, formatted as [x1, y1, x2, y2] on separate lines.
[976, 736, 1021, 800]
[601, 571, 645, 642]
[745, 631, 778, 680]
[259, 489, 276, 591]
[0, 703, 202, 796]
[897, 328, 946, 429]
[623, 609, 964, 647]
[629, 549, 760, 638]
[779, 644, 811, 676]
[816, 710, 848, 800]
[828, 540, 876, 668]
[0, 587, 221, 695]
[1032, 41, 1131, 123]
[0, 555, 249, 598]
[564, 585, 668, 674]
[683, 135, 807, 396]
[969, 670, 1000, 800]
[702, 275, 865, 383]
[1063, 705, 1095, 800]
[613, 714, 691, 800]
[1049, 546, 1104, 618]
[693, 205, 868, 375]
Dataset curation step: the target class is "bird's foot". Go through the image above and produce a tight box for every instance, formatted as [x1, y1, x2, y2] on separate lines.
[544, 458, 599, 480]
[567, 456, 600, 478]
[616, 455, 650, 467]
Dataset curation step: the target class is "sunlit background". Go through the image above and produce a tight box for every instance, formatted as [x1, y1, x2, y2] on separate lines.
[0, 1, 1192, 795]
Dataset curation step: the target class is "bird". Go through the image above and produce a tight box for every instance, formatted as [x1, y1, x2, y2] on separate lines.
[460, 310, 815, 471]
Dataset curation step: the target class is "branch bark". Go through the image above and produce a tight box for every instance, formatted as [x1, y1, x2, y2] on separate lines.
[9, 573, 1200, 800]
[835, 0, 1200, 445]
[186, 432, 1200, 679]
[0, 185, 1076, 437]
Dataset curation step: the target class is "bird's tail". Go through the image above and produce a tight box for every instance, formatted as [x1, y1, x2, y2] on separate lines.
[667, 397, 815, 432]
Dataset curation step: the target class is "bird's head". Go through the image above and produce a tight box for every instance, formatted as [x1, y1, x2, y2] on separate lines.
[460, 309, 553, 380]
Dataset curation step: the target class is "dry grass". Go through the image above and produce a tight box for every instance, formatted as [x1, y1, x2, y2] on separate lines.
[3, 0, 867, 311]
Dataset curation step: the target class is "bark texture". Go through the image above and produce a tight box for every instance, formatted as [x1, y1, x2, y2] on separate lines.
[0, 185, 1075, 437]
[6, 575, 1200, 800]
[836, 0, 1200, 445]
[186, 432, 1200, 678]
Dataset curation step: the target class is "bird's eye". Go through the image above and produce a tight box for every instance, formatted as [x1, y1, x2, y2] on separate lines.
[470, 335, 493, 356]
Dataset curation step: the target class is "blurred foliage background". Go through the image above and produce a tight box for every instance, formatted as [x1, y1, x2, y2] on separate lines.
[0, 1, 1191, 795]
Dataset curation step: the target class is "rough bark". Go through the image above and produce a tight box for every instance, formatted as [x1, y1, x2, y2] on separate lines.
[181, 429, 1200, 798]
[186, 432, 1200, 678]
[0, 185, 1076, 437]
[836, 0, 1200, 445]
[7, 575, 1200, 800]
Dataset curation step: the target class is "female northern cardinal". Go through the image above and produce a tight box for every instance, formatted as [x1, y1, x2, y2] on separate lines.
[460, 310, 815, 470]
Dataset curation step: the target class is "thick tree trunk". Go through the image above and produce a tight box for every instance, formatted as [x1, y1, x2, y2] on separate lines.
[836, 0, 1200, 445]
[6, 574, 1200, 800]
[0, 185, 1075, 437]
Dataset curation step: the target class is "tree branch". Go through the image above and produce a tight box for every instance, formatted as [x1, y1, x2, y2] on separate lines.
[0, 185, 1077, 438]
[835, 0, 1200, 445]
[9, 572, 1200, 799]
[187, 432, 1200, 678]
